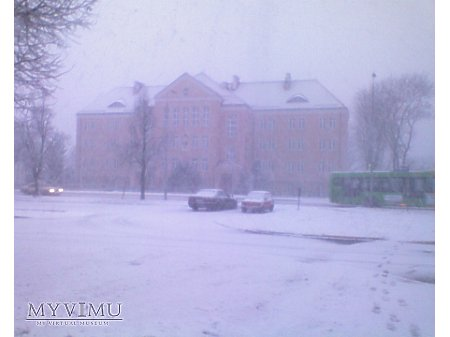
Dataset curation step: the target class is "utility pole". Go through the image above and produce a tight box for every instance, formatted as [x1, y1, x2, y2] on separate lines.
[369, 73, 376, 206]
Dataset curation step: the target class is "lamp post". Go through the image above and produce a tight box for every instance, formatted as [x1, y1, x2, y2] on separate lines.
[369, 73, 376, 206]
[371, 72, 376, 115]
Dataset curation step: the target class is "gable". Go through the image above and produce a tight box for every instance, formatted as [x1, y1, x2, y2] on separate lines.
[155, 73, 223, 102]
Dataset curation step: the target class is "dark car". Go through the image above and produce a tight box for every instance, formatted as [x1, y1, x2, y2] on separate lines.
[241, 190, 274, 213]
[188, 189, 238, 211]
[20, 182, 64, 196]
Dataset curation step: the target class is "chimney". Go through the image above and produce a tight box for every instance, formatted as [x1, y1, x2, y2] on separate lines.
[283, 73, 292, 90]
[133, 81, 145, 95]
[232, 75, 240, 90]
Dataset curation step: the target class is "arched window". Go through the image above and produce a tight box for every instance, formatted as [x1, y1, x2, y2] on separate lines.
[287, 94, 308, 103]
[108, 100, 126, 108]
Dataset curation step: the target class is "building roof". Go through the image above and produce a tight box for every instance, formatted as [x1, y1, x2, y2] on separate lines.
[78, 73, 345, 114]
[79, 85, 165, 114]
[233, 79, 345, 110]
[194, 73, 246, 106]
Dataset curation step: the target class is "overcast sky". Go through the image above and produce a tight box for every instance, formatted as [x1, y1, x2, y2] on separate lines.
[52, 0, 435, 158]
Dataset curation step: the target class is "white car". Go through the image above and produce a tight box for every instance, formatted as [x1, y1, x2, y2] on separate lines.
[241, 191, 274, 213]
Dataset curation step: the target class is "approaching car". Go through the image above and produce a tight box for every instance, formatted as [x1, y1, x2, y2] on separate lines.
[241, 190, 274, 213]
[20, 182, 64, 196]
[188, 189, 238, 211]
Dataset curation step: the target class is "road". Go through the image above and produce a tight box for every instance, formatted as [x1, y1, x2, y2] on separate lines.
[14, 192, 434, 337]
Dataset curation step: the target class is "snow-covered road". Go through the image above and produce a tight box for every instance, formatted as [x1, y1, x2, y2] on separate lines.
[14, 193, 434, 337]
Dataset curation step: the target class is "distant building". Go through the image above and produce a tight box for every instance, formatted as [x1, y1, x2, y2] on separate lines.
[76, 72, 349, 196]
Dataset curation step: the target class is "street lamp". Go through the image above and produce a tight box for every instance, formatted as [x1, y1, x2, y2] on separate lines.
[371, 72, 376, 122]
[369, 73, 376, 206]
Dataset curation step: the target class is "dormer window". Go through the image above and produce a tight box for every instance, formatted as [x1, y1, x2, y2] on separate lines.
[287, 94, 308, 103]
[108, 100, 126, 108]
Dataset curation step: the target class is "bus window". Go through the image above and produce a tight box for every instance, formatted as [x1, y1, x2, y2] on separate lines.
[390, 178, 403, 193]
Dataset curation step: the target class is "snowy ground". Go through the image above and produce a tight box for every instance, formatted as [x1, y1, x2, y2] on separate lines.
[14, 192, 434, 337]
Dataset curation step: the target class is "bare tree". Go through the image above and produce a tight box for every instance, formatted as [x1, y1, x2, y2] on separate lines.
[15, 0, 98, 191]
[127, 82, 157, 200]
[44, 131, 69, 183]
[15, 93, 60, 195]
[354, 74, 386, 170]
[14, 0, 98, 109]
[167, 162, 201, 193]
[377, 74, 434, 170]
[354, 73, 434, 171]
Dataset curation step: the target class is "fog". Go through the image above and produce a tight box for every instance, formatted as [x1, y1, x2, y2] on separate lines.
[52, 0, 434, 161]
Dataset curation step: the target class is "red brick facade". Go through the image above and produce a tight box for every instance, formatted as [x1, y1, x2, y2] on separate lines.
[76, 73, 348, 196]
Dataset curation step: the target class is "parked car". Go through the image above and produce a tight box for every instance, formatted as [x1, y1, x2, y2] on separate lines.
[188, 189, 238, 211]
[241, 190, 274, 213]
[20, 182, 64, 196]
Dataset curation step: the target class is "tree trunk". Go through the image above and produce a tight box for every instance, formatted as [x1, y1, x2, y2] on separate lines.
[140, 151, 146, 200]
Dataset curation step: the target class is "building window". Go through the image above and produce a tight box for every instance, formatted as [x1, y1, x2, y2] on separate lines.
[202, 107, 209, 127]
[289, 118, 296, 129]
[201, 136, 208, 148]
[111, 119, 120, 131]
[320, 139, 336, 151]
[200, 158, 208, 171]
[181, 135, 189, 150]
[320, 117, 336, 129]
[260, 139, 276, 150]
[319, 160, 326, 172]
[192, 158, 198, 170]
[320, 117, 326, 129]
[329, 118, 336, 129]
[226, 148, 236, 162]
[288, 139, 304, 151]
[183, 107, 189, 127]
[299, 118, 305, 129]
[163, 109, 170, 127]
[192, 107, 200, 127]
[192, 136, 199, 148]
[227, 115, 237, 137]
[259, 118, 275, 130]
[318, 160, 334, 172]
[289, 118, 305, 129]
[172, 108, 179, 127]
[170, 136, 179, 149]
[260, 160, 274, 171]
[287, 162, 304, 173]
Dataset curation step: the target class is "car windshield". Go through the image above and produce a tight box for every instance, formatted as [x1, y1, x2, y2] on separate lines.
[196, 189, 219, 197]
[246, 191, 267, 200]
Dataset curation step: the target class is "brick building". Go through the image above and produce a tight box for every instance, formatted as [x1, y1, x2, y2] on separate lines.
[76, 72, 348, 196]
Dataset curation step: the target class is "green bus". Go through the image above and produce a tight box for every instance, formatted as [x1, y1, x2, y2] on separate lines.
[329, 170, 435, 207]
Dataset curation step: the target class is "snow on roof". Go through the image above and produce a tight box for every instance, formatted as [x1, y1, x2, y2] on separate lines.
[194, 73, 246, 106]
[79, 85, 165, 114]
[78, 74, 345, 114]
[233, 79, 345, 110]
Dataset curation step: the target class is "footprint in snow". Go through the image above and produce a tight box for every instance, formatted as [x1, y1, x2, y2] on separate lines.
[409, 323, 421, 337]
[372, 303, 381, 314]
[398, 299, 407, 307]
[387, 322, 397, 331]
[390, 314, 400, 323]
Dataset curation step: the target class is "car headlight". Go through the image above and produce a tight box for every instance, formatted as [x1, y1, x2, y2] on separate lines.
[49, 188, 55, 193]
[58, 188, 64, 192]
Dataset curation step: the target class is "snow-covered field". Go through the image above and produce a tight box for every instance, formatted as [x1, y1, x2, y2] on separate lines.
[14, 192, 435, 337]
